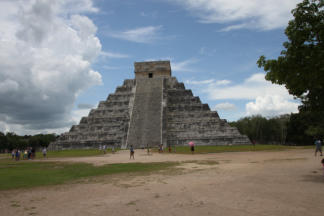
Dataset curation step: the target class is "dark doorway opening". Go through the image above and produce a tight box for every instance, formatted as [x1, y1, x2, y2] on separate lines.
[148, 73, 153, 78]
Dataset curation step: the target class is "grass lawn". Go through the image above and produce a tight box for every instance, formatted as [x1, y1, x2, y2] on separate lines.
[167, 144, 313, 154]
[0, 149, 110, 159]
[0, 159, 177, 190]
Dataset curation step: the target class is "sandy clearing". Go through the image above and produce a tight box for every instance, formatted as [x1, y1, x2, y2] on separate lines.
[1, 149, 323, 216]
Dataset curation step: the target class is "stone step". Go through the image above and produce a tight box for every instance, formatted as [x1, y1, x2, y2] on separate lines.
[167, 96, 201, 104]
[167, 104, 210, 112]
[126, 78, 163, 148]
[89, 109, 129, 116]
[115, 86, 134, 93]
[98, 101, 130, 108]
[167, 111, 220, 119]
[167, 89, 193, 97]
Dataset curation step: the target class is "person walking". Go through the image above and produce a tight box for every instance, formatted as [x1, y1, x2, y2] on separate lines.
[130, 145, 135, 159]
[42, 147, 47, 159]
[315, 138, 323, 156]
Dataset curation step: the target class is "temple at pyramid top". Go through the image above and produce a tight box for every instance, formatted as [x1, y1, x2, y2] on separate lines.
[134, 61, 171, 79]
[49, 60, 250, 150]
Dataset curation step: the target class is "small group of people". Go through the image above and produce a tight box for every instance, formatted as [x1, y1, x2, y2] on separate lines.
[11, 147, 37, 161]
[99, 145, 115, 154]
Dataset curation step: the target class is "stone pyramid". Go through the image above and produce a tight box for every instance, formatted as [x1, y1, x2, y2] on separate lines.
[50, 61, 250, 150]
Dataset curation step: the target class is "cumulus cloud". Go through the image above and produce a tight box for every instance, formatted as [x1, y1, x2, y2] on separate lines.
[205, 73, 292, 100]
[197, 73, 300, 116]
[172, 0, 300, 31]
[214, 102, 236, 111]
[108, 26, 163, 43]
[0, 0, 102, 134]
[246, 95, 299, 117]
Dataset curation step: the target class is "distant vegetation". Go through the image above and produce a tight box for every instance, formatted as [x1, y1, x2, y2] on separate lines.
[230, 114, 313, 145]
[0, 132, 56, 153]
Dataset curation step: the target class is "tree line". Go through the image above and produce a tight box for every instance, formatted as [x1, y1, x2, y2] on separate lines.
[0, 132, 56, 153]
[230, 113, 313, 145]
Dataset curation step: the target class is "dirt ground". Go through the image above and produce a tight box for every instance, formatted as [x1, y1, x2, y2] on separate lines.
[1, 149, 323, 216]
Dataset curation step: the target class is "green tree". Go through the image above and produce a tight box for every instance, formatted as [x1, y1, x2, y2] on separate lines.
[0, 132, 8, 152]
[257, 0, 324, 137]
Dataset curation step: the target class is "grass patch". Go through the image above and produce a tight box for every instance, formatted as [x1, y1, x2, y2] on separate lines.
[0, 149, 109, 160]
[45, 149, 106, 158]
[0, 160, 177, 190]
[170, 144, 306, 154]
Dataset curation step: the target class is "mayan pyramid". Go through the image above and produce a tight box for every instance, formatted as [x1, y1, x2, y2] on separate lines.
[50, 61, 250, 150]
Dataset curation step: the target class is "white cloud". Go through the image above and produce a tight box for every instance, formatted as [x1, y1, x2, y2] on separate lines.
[77, 103, 95, 109]
[185, 79, 214, 85]
[185, 79, 231, 86]
[108, 26, 163, 43]
[100, 51, 129, 58]
[215, 80, 231, 85]
[205, 73, 292, 100]
[246, 95, 299, 117]
[172, 59, 198, 72]
[200, 73, 300, 117]
[214, 102, 236, 111]
[172, 0, 300, 31]
[0, 0, 102, 134]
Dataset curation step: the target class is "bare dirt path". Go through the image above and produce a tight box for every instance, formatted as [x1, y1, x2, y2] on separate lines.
[1, 149, 323, 216]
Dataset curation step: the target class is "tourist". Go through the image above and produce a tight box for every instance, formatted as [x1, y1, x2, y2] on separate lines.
[15, 150, 20, 161]
[23, 149, 27, 160]
[322, 158, 324, 176]
[159, 144, 163, 153]
[42, 147, 47, 158]
[27, 148, 32, 160]
[103, 145, 107, 154]
[189, 141, 195, 154]
[314, 138, 323, 156]
[130, 145, 135, 159]
[11, 150, 15, 159]
[31, 147, 36, 159]
[112, 145, 115, 154]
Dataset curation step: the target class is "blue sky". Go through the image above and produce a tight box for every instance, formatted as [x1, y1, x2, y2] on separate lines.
[0, 0, 301, 135]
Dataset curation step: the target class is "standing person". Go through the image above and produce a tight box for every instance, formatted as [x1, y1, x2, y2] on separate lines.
[130, 145, 135, 159]
[31, 147, 36, 159]
[159, 144, 163, 153]
[42, 147, 47, 159]
[27, 148, 31, 160]
[103, 145, 106, 154]
[189, 141, 195, 154]
[314, 138, 323, 156]
[321, 158, 324, 176]
[15, 150, 20, 161]
[112, 145, 115, 154]
[11, 150, 15, 160]
[23, 149, 27, 160]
